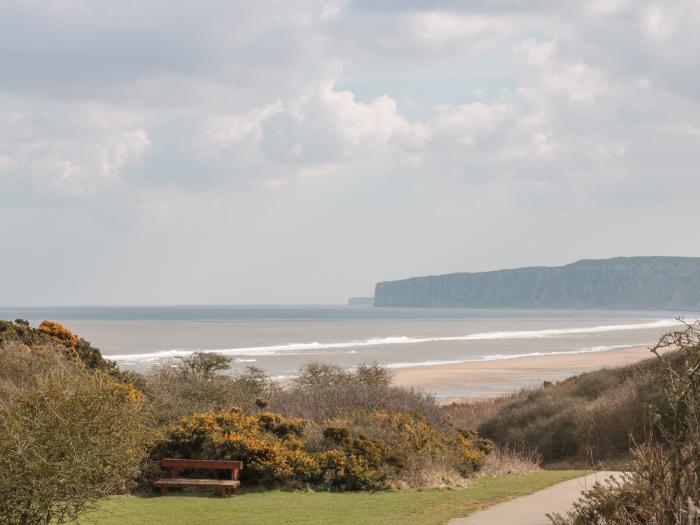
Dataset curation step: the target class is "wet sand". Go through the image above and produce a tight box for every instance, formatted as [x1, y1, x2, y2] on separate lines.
[393, 345, 656, 401]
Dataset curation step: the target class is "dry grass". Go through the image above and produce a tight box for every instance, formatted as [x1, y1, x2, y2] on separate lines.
[478, 446, 542, 477]
[444, 390, 529, 429]
[443, 353, 680, 465]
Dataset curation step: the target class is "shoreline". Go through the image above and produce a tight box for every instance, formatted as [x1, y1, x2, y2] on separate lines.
[392, 345, 655, 402]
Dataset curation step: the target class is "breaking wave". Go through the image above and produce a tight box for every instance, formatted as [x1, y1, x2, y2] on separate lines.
[384, 343, 646, 369]
[105, 318, 683, 363]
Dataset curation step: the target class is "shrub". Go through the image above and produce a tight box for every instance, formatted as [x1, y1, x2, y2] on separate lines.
[318, 431, 390, 490]
[172, 351, 232, 379]
[143, 353, 277, 425]
[549, 324, 700, 525]
[152, 409, 317, 487]
[152, 407, 493, 491]
[0, 319, 131, 380]
[0, 344, 150, 525]
[272, 362, 443, 426]
[326, 410, 493, 484]
[458, 353, 676, 464]
[295, 362, 353, 388]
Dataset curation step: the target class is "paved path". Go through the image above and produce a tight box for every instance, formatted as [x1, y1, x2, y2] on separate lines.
[449, 471, 622, 525]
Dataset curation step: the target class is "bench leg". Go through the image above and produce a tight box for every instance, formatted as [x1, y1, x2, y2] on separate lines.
[160, 486, 169, 496]
[219, 486, 229, 497]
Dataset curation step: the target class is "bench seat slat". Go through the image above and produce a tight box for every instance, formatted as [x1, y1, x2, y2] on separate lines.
[154, 478, 241, 488]
[161, 459, 242, 470]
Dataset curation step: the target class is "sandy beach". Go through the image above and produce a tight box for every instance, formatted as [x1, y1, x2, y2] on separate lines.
[393, 345, 656, 401]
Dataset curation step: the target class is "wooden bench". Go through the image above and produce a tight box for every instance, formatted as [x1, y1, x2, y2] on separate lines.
[153, 459, 243, 497]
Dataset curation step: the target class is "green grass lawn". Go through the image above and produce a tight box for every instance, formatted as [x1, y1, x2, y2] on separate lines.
[75, 471, 586, 525]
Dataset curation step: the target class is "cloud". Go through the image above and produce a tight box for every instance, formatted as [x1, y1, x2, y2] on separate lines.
[101, 129, 151, 183]
[259, 81, 431, 164]
[2, 0, 697, 200]
[1, 103, 151, 198]
[24, 129, 150, 198]
[1, 0, 700, 303]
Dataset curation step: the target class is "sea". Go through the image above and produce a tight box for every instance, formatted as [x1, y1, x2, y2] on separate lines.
[2, 305, 695, 397]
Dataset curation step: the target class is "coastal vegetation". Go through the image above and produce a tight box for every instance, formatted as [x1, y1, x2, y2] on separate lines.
[549, 324, 700, 524]
[0, 337, 149, 525]
[1, 318, 697, 524]
[0, 320, 507, 525]
[446, 353, 669, 464]
[447, 322, 700, 524]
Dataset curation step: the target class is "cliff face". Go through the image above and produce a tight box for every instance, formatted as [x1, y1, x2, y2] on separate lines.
[374, 257, 700, 309]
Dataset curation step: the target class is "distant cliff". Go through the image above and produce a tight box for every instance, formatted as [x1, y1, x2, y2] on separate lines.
[374, 257, 700, 310]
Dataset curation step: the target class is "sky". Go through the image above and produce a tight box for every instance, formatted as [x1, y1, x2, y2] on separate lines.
[1, 0, 699, 305]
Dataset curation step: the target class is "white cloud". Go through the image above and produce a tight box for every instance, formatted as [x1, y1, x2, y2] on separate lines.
[517, 38, 554, 67]
[259, 81, 431, 164]
[543, 62, 608, 104]
[204, 104, 282, 152]
[432, 102, 515, 146]
[101, 129, 151, 182]
[2, 0, 700, 304]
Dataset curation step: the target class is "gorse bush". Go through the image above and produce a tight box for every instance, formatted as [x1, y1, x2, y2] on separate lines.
[0, 319, 141, 389]
[152, 409, 315, 486]
[1, 319, 114, 372]
[151, 406, 493, 490]
[333, 411, 492, 480]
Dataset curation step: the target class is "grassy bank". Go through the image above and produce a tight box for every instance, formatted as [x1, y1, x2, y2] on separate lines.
[445, 351, 677, 465]
[75, 471, 584, 525]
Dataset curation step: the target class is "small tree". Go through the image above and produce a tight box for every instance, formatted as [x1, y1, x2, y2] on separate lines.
[0, 346, 149, 525]
[174, 351, 232, 379]
[145, 354, 275, 424]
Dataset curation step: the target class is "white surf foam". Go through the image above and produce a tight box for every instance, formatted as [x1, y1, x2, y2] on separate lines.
[384, 343, 646, 369]
[106, 318, 685, 363]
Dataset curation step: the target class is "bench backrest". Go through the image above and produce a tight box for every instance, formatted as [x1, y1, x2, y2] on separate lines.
[161, 459, 243, 480]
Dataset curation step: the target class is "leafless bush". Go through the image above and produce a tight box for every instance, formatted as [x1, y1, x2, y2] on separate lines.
[271, 362, 443, 425]
[144, 353, 277, 425]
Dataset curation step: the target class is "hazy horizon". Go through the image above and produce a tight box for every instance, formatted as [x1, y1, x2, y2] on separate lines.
[2, 1, 699, 305]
